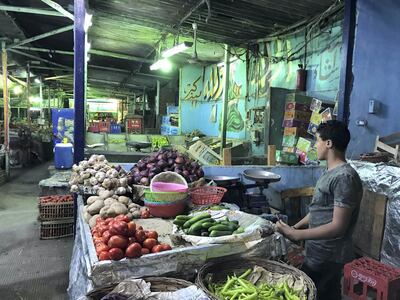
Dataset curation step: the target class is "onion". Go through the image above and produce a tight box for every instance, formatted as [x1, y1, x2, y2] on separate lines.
[146, 163, 155, 169]
[148, 156, 156, 163]
[157, 154, 164, 161]
[139, 170, 149, 177]
[167, 158, 175, 166]
[140, 177, 149, 186]
[182, 170, 190, 178]
[196, 169, 204, 178]
[175, 157, 184, 164]
[149, 172, 156, 178]
[157, 160, 167, 168]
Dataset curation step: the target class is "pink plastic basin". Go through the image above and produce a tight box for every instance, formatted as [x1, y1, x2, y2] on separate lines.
[151, 182, 188, 192]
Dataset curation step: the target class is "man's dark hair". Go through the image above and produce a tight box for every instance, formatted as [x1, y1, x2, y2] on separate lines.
[316, 120, 350, 152]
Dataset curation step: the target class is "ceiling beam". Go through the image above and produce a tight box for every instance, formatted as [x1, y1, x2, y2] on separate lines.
[89, 65, 172, 80]
[8, 25, 73, 49]
[8, 49, 72, 70]
[13, 45, 73, 55]
[40, 0, 74, 21]
[0, 5, 64, 17]
[89, 49, 153, 64]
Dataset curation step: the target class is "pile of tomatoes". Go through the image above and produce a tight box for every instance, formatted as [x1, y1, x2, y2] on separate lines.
[40, 195, 73, 204]
[91, 214, 172, 261]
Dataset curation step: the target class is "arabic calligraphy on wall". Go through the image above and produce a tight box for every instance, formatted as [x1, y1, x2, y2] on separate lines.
[183, 75, 202, 102]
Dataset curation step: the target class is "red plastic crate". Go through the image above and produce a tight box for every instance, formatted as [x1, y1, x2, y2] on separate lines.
[343, 257, 400, 300]
[99, 121, 110, 133]
[127, 118, 143, 133]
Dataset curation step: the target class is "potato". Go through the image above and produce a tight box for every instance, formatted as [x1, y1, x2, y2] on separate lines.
[116, 187, 126, 195]
[83, 211, 92, 223]
[87, 196, 101, 205]
[118, 196, 130, 205]
[106, 207, 116, 218]
[104, 198, 117, 206]
[110, 202, 128, 215]
[88, 214, 100, 228]
[99, 205, 110, 218]
[99, 189, 114, 200]
[87, 199, 104, 215]
[102, 178, 112, 189]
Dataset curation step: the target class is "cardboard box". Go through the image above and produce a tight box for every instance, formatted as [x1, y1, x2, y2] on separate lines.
[282, 119, 309, 129]
[276, 150, 299, 165]
[285, 93, 314, 105]
[282, 135, 298, 147]
[282, 146, 296, 153]
[307, 122, 319, 136]
[296, 137, 312, 153]
[188, 141, 222, 166]
[283, 127, 308, 137]
[285, 102, 310, 112]
[284, 110, 312, 122]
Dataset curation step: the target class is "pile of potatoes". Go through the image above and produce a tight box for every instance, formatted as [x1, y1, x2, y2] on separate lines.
[83, 190, 145, 228]
[69, 154, 130, 196]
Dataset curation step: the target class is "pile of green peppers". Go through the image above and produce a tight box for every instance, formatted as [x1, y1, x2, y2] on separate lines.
[208, 269, 303, 300]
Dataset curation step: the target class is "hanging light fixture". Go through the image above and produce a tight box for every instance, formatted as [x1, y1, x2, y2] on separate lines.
[150, 59, 172, 72]
[161, 41, 193, 58]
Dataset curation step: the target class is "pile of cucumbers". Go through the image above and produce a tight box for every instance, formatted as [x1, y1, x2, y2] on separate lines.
[173, 212, 245, 237]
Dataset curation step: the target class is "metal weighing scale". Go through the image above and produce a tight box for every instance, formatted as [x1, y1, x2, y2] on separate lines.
[205, 169, 281, 214]
[126, 141, 152, 152]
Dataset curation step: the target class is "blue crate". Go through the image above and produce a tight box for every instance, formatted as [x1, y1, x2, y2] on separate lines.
[160, 124, 169, 135]
[168, 126, 179, 135]
[167, 106, 179, 115]
[161, 115, 171, 125]
[110, 124, 121, 133]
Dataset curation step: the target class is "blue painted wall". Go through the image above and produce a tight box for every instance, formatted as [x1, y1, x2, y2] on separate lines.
[347, 0, 400, 157]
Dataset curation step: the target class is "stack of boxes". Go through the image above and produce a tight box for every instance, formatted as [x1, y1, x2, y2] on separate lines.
[278, 94, 313, 165]
[277, 93, 334, 165]
[161, 105, 180, 136]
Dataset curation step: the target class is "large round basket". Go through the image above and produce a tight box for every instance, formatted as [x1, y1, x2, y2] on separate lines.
[195, 257, 316, 300]
[87, 277, 193, 299]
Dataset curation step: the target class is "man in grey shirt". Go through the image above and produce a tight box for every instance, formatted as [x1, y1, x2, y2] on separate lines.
[277, 120, 363, 300]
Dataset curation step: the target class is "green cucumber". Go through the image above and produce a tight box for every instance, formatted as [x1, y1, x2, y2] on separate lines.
[230, 220, 239, 225]
[208, 224, 231, 232]
[183, 213, 211, 228]
[188, 227, 201, 235]
[173, 219, 186, 227]
[220, 220, 231, 226]
[201, 222, 214, 229]
[175, 215, 191, 221]
[233, 227, 245, 234]
[209, 230, 233, 237]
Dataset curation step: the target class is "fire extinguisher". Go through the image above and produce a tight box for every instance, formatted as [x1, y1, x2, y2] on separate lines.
[296, 64, 307, 91]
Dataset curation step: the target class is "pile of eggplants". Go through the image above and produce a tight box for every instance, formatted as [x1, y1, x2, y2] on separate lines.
[127, 149, 204, 186]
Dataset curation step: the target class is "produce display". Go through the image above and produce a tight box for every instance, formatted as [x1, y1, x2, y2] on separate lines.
[128, 149, 204, 186]
[69, 154, 130, 196]
[173, 213, 244, 237]
[91, 215, 172, 261]
[83, 194, 151, 228]
[209, 269, 303, 300]
[39, 194, 73, 204]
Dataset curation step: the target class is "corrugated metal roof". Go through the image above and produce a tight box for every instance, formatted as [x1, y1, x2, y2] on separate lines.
[1, 0, 339, 93]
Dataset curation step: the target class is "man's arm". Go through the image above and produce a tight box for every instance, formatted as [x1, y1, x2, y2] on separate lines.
[292, 213, 310, 230]
[276, 206, 353, 241]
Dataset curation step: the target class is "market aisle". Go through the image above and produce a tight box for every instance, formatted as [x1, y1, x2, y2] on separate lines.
[0, 163, 72, 300]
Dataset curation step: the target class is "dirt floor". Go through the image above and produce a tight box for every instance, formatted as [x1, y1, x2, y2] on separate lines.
[0, 162, 72, 300]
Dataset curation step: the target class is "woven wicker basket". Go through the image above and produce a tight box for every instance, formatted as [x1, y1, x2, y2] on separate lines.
[196, 257, 316, 300]
[87, 277, 193, 300]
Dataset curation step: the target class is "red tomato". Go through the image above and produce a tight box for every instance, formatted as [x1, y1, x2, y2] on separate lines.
[151, 245, 163, 253]
[141, 248, 150, 255]
[98, 225, 108, 236]
[109, 221, 128, 236]
[115, 214, 131, 223]
[126, 222, 136, 237]
[142, 238, 158, 250]
[92, 232, 102, 239]
[104, 218, 114, 225]
[98, 251, 111, 261]
[96, 217, 105, 225]
[108, 235, 128, 249]
[146, 230, 158, 240]
[128, 237, 137, 244]
[108, 248, 124, 261]
[134, 230, 146, 243]
[160, 243, 172, 251]
[93, 237, 103, 244]
[125, 243, 142, 259]
[95, 242, 109, 254]
[102, 230, 112, 244]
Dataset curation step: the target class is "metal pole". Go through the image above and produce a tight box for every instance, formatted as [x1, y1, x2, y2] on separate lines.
[40, 0, 74, 20]
[0, 5, 65, 17]
[26, 63, 31, 128]
[2, 41, 10, 178]
[73, 0, 86, 163]
[156, 80, 160, 129]
[220, 44, 231, 154]
[47, 86, 51, 128]
[142, 87, 146, 118]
